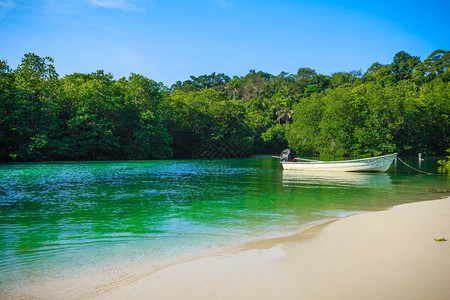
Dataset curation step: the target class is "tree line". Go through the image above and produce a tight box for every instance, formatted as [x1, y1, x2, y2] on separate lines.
[0, 50, 448, 161]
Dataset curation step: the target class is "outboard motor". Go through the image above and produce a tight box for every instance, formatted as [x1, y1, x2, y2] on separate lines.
[280, 148, 298, 162]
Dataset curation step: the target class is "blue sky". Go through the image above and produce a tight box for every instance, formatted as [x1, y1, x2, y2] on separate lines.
[1, 0, 449, 85]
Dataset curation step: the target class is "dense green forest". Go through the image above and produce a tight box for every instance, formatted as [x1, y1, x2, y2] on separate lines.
[0, 50, 449, 161]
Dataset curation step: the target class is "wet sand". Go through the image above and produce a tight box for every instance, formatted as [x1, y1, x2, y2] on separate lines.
[4, 197, 450, 299]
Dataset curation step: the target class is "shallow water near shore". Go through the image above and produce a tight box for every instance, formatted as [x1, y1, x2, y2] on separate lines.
[0, 156, 448, 288]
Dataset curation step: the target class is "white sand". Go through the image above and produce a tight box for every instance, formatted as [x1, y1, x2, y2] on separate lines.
[4, 197, 450, 300]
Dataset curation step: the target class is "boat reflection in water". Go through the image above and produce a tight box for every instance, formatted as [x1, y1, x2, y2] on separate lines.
[282, 170, 393, 189]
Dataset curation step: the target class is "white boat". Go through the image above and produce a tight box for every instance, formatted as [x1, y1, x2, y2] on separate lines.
[281, 153, 398, 172]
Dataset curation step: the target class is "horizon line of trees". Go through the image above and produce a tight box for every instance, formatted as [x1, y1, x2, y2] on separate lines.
[0, 49, 449, 161]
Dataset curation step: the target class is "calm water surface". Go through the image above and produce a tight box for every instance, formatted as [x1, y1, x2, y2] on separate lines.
[0, 156, 448, 287]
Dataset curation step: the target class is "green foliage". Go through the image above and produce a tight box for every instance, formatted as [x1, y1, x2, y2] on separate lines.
[287, 93, 324, 156]
[261, 124, 287, 152]
[0, 59, 15, 160]
[237, 70, 272, 102]
[0, 49, 448, 161]
[287, 77, 448, 158]
[389, 51, 420, 81]
[164, 89, 253, 158]
[305, 74, 331, 94]
[0, 53, 174, 161]
[170, 72, 230, 93]
[9, 53, 61, 160]
[434, 238, 447, 242]
[413, 49, 450, 83]
[438, 149, 450, 173]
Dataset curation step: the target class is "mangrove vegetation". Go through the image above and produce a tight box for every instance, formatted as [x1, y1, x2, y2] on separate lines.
[0, 49, 449, 161]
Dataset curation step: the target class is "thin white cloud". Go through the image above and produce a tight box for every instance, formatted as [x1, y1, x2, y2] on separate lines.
[0, 0, 15, 20]
[89, 0, 145, 12]
[0, 0, 15, 7]
[208, 0, 229, 8]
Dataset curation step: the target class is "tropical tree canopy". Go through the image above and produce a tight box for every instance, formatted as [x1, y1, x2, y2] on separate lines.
[0, 49, 448, 161]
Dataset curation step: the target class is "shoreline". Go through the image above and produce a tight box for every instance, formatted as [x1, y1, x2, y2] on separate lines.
[97, 197, 450, 300]
[3, 196, 450, 299]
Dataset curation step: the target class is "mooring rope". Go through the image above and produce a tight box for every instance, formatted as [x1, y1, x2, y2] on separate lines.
[396, 156, 435, 175]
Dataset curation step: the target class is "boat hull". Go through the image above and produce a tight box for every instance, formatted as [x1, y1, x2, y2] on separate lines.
[281, 153, 397, 172]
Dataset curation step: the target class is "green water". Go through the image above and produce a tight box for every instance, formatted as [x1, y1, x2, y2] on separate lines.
[0, 157, 448, 287]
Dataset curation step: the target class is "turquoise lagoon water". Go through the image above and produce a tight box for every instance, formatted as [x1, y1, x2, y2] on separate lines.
[0, 156, 448, 287]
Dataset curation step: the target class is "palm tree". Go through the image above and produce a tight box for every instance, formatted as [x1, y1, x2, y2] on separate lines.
[270, 85, 293, 128]
[270, 92, 282, 124]
[225, 79, 239, 101]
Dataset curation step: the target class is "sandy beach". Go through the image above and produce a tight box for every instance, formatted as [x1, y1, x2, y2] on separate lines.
[5, 197, 450, 300]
